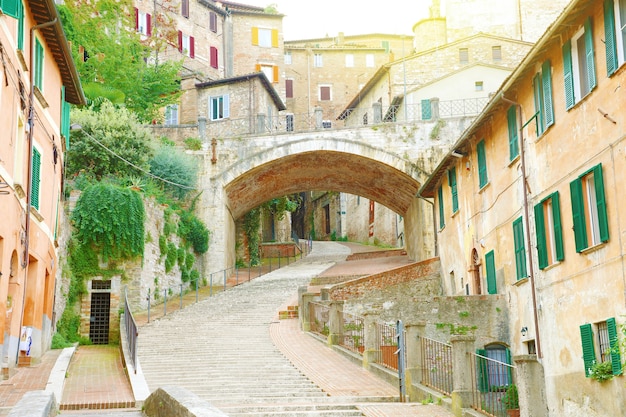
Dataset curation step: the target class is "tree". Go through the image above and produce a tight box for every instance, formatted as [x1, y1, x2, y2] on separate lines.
[58, 0, 182, 123]
[66, 101, 154, 180]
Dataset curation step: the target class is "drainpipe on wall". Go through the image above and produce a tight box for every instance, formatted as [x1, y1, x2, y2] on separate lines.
[501, 93, 542, 359]
[18, 18, 58, 366]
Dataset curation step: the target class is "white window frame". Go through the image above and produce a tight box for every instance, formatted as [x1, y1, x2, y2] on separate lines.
[258, 28, 272, 48]
[313, 53, 323, 67]
[366, 54, 374, 68]
[181, 33, 192, 57]
[209, 94, 229, 121]
[138, 11, 149, 36]
[260, 64, 274, 82]
[613, 0, 626, 66]
[164, 104, 178, 126]
[571, 27, 591, 101]
[284, 51, 292, 64]
[582, 171, 602, 246]
[345, 54, 354, 67]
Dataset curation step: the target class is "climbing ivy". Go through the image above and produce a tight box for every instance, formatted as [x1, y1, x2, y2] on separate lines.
[244, 208, 261, 266]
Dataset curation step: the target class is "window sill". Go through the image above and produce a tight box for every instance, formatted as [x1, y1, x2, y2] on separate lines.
[542, 261, 562, 272]
[508, 154, 520, 168]
[30, 206, 44, 222]
[34, 86, 49, 109]
[513, 277, 529, 287]
[451, 209, 459, 218]
[580, 241, 608, 255]
[565, 86, 596, 113]
[478, 181, 490, 193]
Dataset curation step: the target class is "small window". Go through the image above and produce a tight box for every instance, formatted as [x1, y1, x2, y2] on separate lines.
[258, 64, 278, 83]
[284, 51, 292, 64]
[322, 120, 332, 129]
[512, 217, 527, 280]
[563, 18, 596, 109]
[475, 81, 483, 91]
[345, 54, 354, 67]
[580, 318, 622, 377]
[164, 104, 178, 126]
[285, 114, 294, 132]
[285, 79, 293, 98]
[209, 12, 217, 32]
[314, 53, 323, 67]
[252, 27, 278, 48]
[209, 95, 229, 121]
[459, 48, 469, 64]
[366, 54, 374, 67]
[319, 85, 331, 101]
[533, 61, 555, 136]
[135, 9, 151, 36]
[437, 186, 445, 229]
[534, 192, 564, 269]
[178, 31, 194, 58]
[570, 164, 609, 252]
[492, 45, 502, 61]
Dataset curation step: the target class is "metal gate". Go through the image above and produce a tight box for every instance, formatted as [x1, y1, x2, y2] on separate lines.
[89, 292, 110, 344]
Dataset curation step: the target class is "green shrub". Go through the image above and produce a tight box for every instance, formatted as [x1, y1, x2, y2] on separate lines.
[177, 247, 186, 267]
[179, 212, 209, 254]
[190, 269, 200, 283]
[149, 146, 197, 199]
[184, 137, 202, 151]
[185, 252, 195, 270]
[165, 242, 177, 272]
[158, 235, 167, 257]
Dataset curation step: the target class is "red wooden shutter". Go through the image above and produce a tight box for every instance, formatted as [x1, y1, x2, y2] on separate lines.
[134, 8, 139, 30]
[286, 79, 293, 98]
[146, 14, 152, 36]
[210, 46, 218, 68]
[178, 31, 183, 52]
[190, 36, 195, 58]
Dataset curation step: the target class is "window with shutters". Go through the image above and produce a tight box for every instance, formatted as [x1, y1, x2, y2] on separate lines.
[476, 345, 512, 392]
[258, 64, 278, 83]
[534, 192, 564, 269]
[476, 139, 488, 189]
[253, 27, 278, 48]
[604, 0, 626, 75]
[179, 32, 194, 58]
[31, 147, 41, 211]
[507, 105, 518, 160]
[285, 79, 293, 98]
[345, 54, 354, 67]
[437, 186, 444, 230]
[181, 0, 189, 18]
[533, 61, 555, 136]
[512, 217, 527, 280]
[448, 167, 458, 214]
[366, 54, 374, 67]
[314, 53, 323, 67]
[580, 318, 622, 377]
[135, 9, 151, 36]
[569, 164, 609, 252]
[209, 12, 217, 32]
[459, 48, 469, 64]
[34, 37, 44, 92]
[319, 85, 331, 101]
[563, 18, 596, 109]
[209, 95, 229, 121]
[485, 250, 496, 294]
[164, 104, 178, 125]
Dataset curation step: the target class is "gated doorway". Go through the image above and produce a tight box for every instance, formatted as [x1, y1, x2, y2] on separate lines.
[89, 280, 111, 344]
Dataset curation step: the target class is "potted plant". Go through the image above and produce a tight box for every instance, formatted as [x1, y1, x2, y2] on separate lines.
[502, 384, 519, 417]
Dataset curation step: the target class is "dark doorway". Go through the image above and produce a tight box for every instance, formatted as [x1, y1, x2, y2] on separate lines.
[89, 292, 110, 344]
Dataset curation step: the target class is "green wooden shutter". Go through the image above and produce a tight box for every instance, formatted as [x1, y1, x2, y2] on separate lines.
[542, 61, 554, 127]
[31, 148, 41, 210]
[533, 73, 545, 134]
[513, 217, 527, 280]
[476, 349, 489, 392]
[507, 106, 518, 160]
[438, 186, 444, 229]
[534, 203, 547, 269]
[477, 139, 488, 188]
[605, 0, 618, 75]
[580, 323, 596, 377]
[505, 348, 513, 383]
[1, 0, 20, 18]
[421, 99, 432, 120]
[584, 18, 597, 91]
[552, 192, 564, 262]
[485, 250, 496, 294]
[570, 178, 588, 252]
[606, 318, 622, 375]
[17, 0, 24, 50]
[563, 40, 575, 109]
[593, 164, 609, 242]
[449, 168, 458, 213]
[34, 38, 44, 91]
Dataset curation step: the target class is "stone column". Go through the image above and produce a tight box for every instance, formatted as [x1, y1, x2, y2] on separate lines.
[198, 117, 207, 150]
[405, 321, 426, 401]
[514, 354, 548, 417]
[362, 314, 378, 370]
[372, 101, 382, 124]
[328, 300, 344, 345]
[299, 292, 316, 332]
[314, 106, 323, 129]
[450, 335, 475, 417]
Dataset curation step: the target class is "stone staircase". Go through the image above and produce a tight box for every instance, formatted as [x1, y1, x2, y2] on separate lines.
[137, 244, 398, 416]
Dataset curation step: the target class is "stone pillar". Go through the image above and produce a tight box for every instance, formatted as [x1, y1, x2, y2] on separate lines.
[299, 292, 316, 332]
[314, 106, 323, 129]
[431, 97, 440, 120]
[362, 314, 378, 369]
[405, 321, 426, 401]
[198, 117, 207, 150]
[450, 335, 475, 417]
[372, 102, 382, 124]
[514, 354, 548, 417]
[328, 300, 344, 345]
[256, 113, 266, 134]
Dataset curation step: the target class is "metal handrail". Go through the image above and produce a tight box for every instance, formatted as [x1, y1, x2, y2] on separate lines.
[123, 287, 138, 374]
[420, 335, 453, 395]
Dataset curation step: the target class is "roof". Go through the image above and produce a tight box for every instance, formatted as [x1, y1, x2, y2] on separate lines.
[27, 0, 85, 104]
[418, 0, 590, 198]
[285, 33, 411, 44]
[220, 1, 283, 17]
[195, 72, 286, 111]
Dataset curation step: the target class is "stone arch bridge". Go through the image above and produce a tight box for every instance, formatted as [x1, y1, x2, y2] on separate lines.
[159, 118, 474, 275]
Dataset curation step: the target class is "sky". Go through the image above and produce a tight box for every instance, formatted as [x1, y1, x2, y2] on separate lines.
[238, 1, 434, 40]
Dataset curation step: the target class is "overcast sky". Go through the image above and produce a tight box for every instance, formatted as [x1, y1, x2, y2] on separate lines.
[238, 1, 433, 40]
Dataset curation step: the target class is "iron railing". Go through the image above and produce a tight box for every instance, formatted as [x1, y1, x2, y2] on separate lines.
[340, 312, 365, 354]
[469, 351, 517, 417]
[374, 321, 401, 370]
[123, 287, 138, 374]
[309, 302, 330, 338]
[420, 336, 453, 395]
